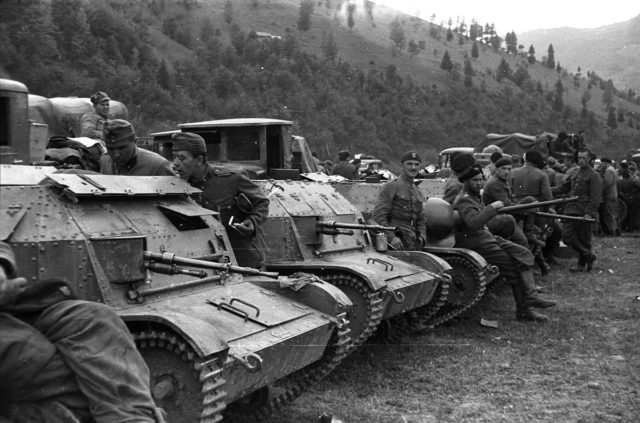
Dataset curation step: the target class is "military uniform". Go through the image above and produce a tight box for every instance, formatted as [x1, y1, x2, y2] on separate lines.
[443, 176, 463, 204]
[332, 161, 358, 180]
[601, 163, 618, 234]
[189, 163, 269, 268]
[100, 146, 176, 176]
[0, 242, 162, 422]
[80, 111, 108, 140]
[372, 174, 426, 250]
[552, 165, 602, 268]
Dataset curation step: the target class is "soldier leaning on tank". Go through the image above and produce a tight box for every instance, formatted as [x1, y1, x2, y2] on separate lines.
[371, 151, 433, 334]
[171, 132, 270, 268]
[511, 150, 564, 266]
[331, 150, 358, 180]
[80, 91, 111, 141]
[99, 119, 176, 176]
[0, 241, 165, 423]
[372, 150, 426, 251]
[552, 148, 602, 272]
[452, 164, 557, 322]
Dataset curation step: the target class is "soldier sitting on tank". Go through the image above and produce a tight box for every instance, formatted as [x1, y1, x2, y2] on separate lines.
[171, 132, 270, 268]
[452, 164, 557, 322]
[80, 91, 111, 141]
[0, 241, 165, 422]
[446, 153, 529, 250]
[99, 119, 176, 177]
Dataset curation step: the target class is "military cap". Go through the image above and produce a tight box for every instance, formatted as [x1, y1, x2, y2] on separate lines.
[338, 150, 350, 161]
[490, 152, 503, 163]
[451, 153, 475, 174]
[524, 150, 545, 169]
[494, 157, 512, 168]
[173, 132, 206, 156]
[458, 164, 484, 182]
[103, 119, 135, 145]
[400, 150, 421, 163]
[600, 157, 612, 164]
[90, 91, 110, 105]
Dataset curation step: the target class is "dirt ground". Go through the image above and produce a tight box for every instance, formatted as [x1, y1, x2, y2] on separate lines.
[271, 235, 640, 423]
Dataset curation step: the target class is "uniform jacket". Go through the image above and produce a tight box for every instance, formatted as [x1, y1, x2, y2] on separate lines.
[602, 165, 618, 200]
[552, 166, 602, 216]
[100, 147, 176, 176]
[482, 176, 517, 206]
[80, 111, 108, 140]
[332, 161, 357, 180]
[190, 163, 269, 232]
[372, 175, 426, 247]
[452, 189, 499, 248]
[511, 163, 552, 201]
[442, 176, 463, 204]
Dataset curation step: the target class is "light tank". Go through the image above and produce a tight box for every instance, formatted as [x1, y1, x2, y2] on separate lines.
[0, 165, 353, 422]
[255, 180, 453, 347]
[333, 181, 499, 327]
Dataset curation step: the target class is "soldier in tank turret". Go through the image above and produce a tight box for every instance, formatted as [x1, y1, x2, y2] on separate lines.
[171, 132, 269, 268]
[80, 91, 111, 141]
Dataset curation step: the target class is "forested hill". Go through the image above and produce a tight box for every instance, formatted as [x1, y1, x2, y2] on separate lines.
[1, 0, 639, 166]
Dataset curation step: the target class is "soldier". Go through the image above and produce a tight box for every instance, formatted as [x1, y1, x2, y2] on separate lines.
[80, 91, 111, 141]
[453, 164, 556, 322]
[443, 152, 474, 204]
[552, 148, 602, 272]
[99, 119, 176, 176]
[599, 157, 619, 236]
[372, 150, 426, 251]
[511, 150, 563, 266]
[171, 132, 269, 268]
[371, 151, 432, 334]
[0, 241, 165, 422]
[331, 150, 358, 180]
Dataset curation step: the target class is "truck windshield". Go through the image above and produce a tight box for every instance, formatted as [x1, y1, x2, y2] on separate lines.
[226, 127, 261, 161]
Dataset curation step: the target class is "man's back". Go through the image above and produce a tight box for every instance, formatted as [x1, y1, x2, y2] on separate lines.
[512, 164, 552, 201]
[332, 161, 357, 180]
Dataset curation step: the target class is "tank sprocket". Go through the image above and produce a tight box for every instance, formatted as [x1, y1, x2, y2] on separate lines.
[132, 329, 226, 423]
[321, 272, 384, 351]
[425, 255, 488, 327]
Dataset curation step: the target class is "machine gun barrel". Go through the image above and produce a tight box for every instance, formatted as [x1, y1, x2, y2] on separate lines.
[498, 196, 578, 214]
[317, 220, 396, 232]
[535, 211, 596, 222]
[143, 251, 279, 278]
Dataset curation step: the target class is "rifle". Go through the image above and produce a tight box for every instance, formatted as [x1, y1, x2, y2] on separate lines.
[143, 251, 279, 278]
[498, 196, 578, 214]
[535, 211, 596, 223]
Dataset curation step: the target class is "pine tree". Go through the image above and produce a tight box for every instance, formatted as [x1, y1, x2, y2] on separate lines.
[471, 42, 479, 58]
[408, 39, 419, 58]
[527, 45, 536, 64]
[546, 44, 555, 69]
[389, 18, 406, 50]
[297, 0, 314, 31]
[347, 3, 356, 30]
[321, 31, 338, 62]
[440, 50, 453, 72]
[552, 79, 564, 112]
[496, 58, 512, 81]
[607, 108, 617, 129]
[157, 59, 172, 90]
[464, 59, 474, 87]
[223, 0, 233, 24]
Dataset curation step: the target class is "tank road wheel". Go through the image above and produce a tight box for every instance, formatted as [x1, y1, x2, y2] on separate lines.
[132, 330, 226, 423]
[225, 316, 351, 422]
[425, 255, 487, 327]
[322, 272, 384, 351]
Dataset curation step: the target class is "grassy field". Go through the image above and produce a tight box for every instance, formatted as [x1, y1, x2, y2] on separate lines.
[271, 235, 640, 423]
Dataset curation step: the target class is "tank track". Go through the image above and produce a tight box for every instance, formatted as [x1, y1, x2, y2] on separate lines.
[322, 272, 385, 352]
[224, 314, 351, 422]
[425, 255, 488, 327]
[133, 330, 227, 423]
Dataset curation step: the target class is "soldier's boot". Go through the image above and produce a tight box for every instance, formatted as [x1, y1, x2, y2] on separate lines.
[534, 250, 551, 275]
[512, 284, 549, 322]
[567, 239, 590, 272]
[519, 268, 556, 309]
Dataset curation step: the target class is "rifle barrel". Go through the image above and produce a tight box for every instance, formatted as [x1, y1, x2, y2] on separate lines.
[143, 251, 279, 278]
[317, 221, 396, 231]
[535, 211, 596, 222]
[499, 196, 578, 214]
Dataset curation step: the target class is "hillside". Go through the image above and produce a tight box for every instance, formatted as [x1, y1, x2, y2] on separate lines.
[1, 0, 639, 164]
[519, 15, 640, 94]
